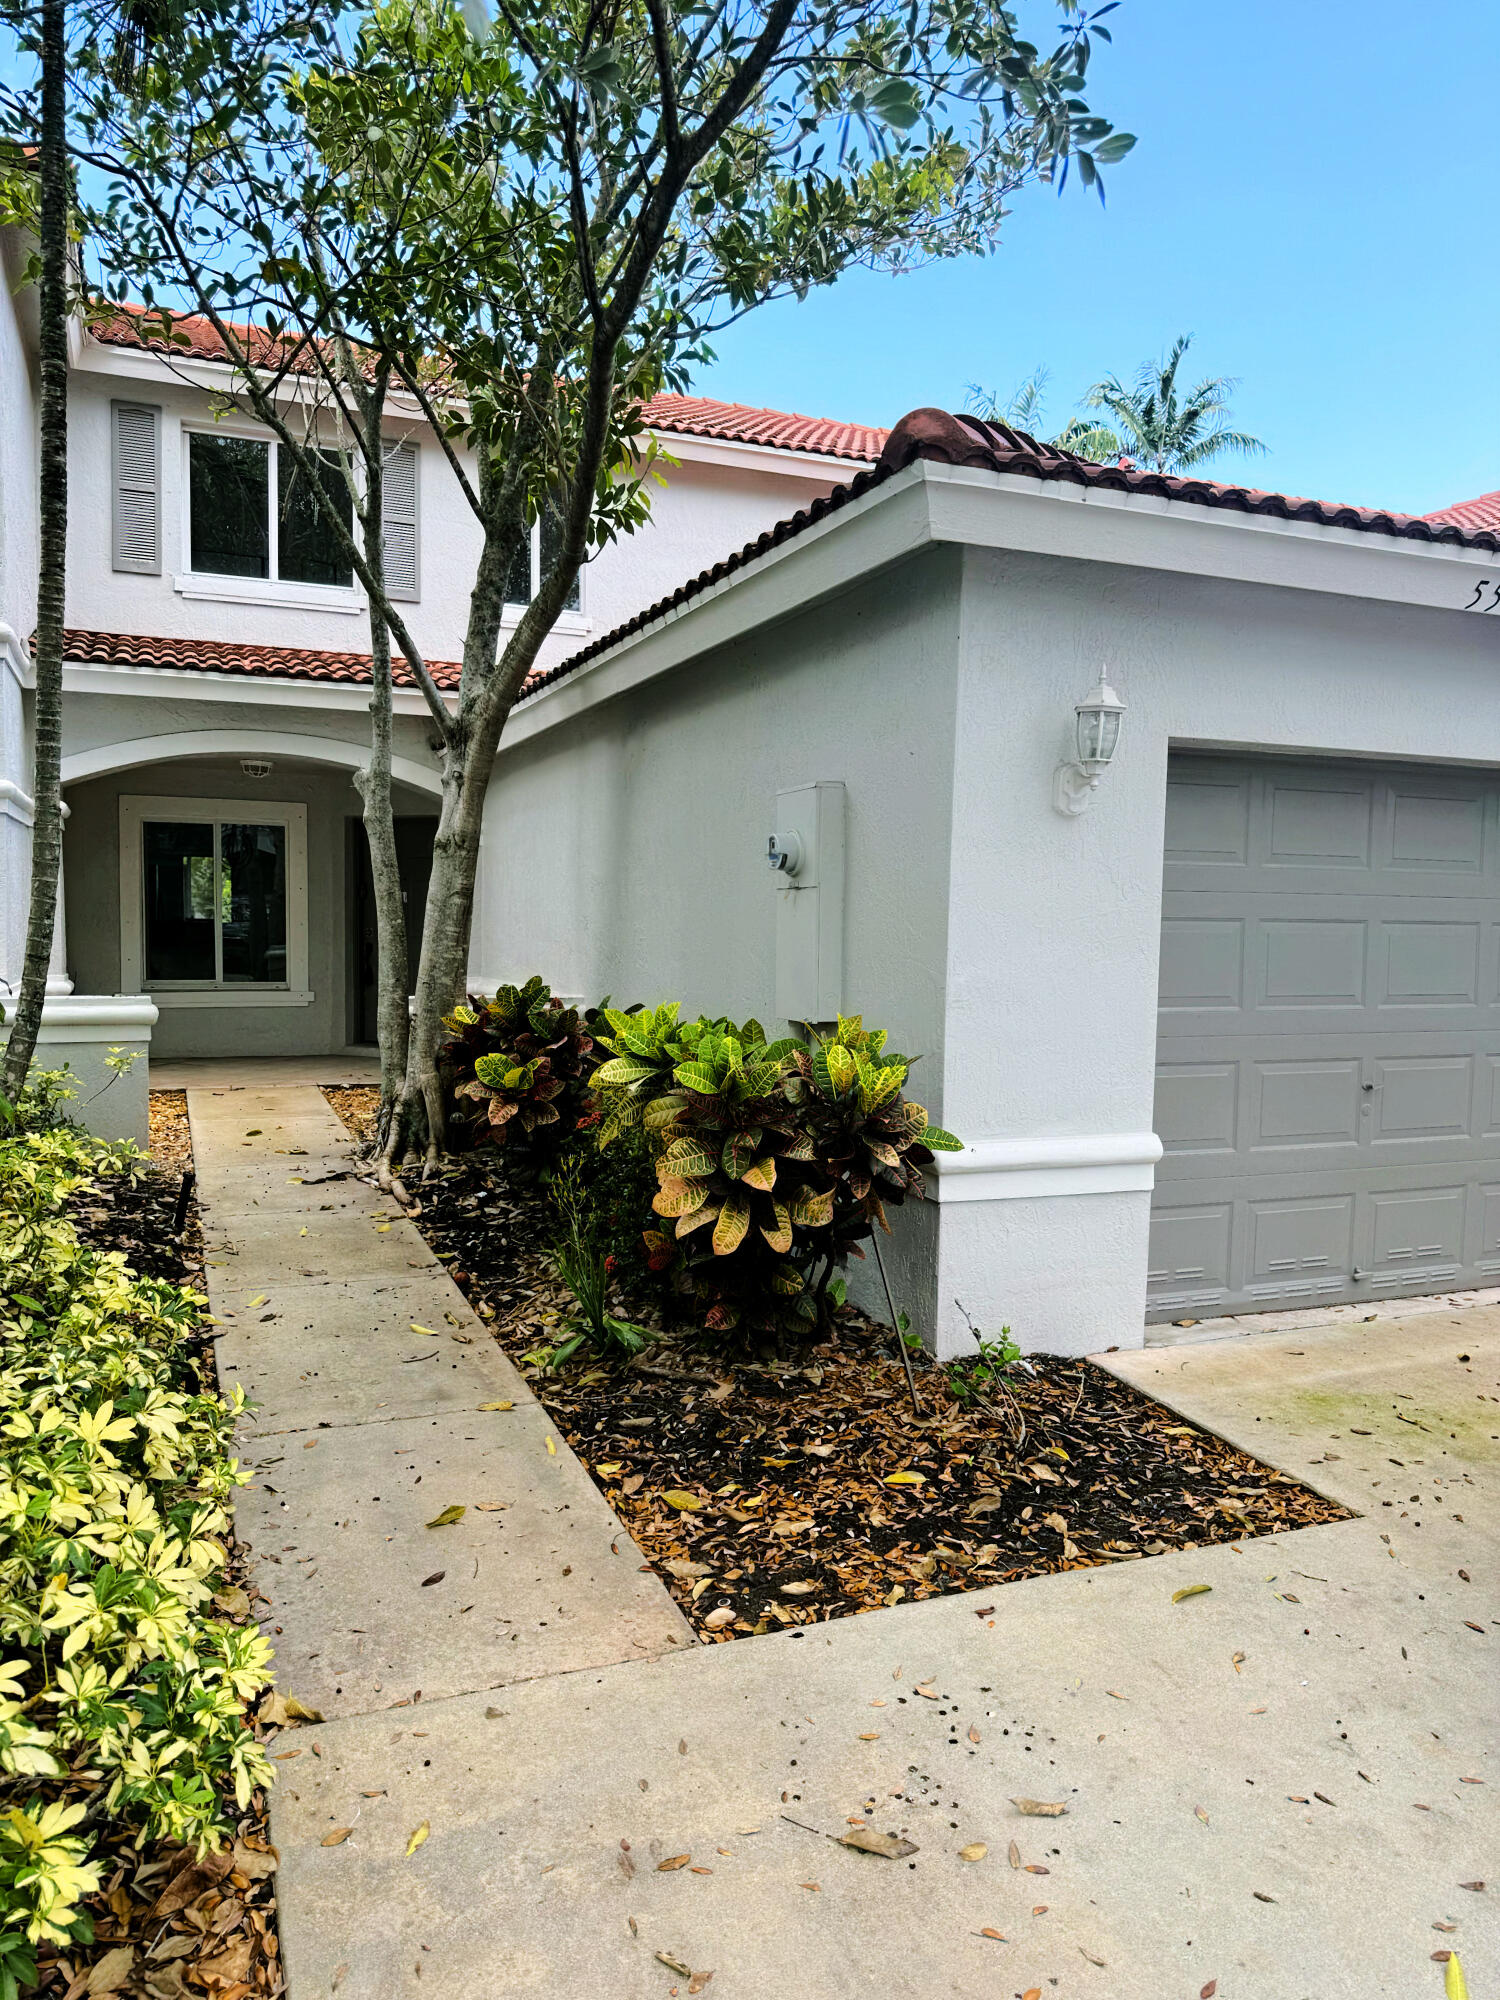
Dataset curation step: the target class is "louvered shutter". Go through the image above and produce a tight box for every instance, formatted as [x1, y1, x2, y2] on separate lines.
[381, 440, 419, 601]
[111, 401, 161, 574]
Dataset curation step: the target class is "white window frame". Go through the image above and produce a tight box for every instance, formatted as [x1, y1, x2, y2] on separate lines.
[120, 794, 312, 1008]
[500, 518, 591, 636]
[174, 421, 363, 614]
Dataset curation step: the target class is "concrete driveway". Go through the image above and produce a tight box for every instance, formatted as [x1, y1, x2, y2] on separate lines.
[263, 1279, 1498, 1997]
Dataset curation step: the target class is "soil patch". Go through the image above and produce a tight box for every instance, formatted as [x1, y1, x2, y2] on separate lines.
[323, 1089, 1350, 1642]
[28, 1095, 285, 2000]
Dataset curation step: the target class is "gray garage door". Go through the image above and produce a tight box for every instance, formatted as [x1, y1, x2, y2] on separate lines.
[1149, 752, 1500, 1319]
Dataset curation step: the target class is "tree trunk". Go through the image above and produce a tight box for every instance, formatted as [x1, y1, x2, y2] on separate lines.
[3, 0, 68, 1104]
[350, 417, 410, 1146]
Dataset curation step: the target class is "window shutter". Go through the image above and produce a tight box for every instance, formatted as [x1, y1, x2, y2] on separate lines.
[111, 401, 161, 574]
[381, 441, 419, 601]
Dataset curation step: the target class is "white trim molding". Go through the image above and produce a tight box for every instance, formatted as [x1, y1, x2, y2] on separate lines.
[119, 792, 310, 1002]
[929, 1130, 1163, 1203]
[0, 624, 33, 688]
[1, 994, 161, 1043]
[0, 779, 34, 827]
[172, 573, 364, 615]
[61, 730, 442, 797]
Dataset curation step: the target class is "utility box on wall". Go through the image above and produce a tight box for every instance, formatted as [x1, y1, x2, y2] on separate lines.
[771, 781, 845, 1023]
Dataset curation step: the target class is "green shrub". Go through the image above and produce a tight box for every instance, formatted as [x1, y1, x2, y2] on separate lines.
[534, 1155, 655, 1367]
[0, 1127, 273, 1988]
[439, 977, 597, 1160]
[590, 1007, 959, 1348]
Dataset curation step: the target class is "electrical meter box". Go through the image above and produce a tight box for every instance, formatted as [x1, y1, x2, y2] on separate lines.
[772, 781, 845, 1024]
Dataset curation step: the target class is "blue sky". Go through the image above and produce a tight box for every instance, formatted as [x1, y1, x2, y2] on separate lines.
[697, 0, 1500, 517]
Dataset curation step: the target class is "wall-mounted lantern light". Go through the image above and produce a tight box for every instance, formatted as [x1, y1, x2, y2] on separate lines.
[240, 756, 274, 779]
[1053, 672, 1126, 816]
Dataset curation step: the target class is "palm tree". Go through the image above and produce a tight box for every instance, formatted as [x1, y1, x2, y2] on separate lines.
[1081, 334, 1265, 474]
[964, 370, 1125, 463]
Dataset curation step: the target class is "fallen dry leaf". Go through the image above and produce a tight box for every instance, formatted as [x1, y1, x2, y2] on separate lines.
[321, 1828, 353, 1847]
[1024, 1863, 1050, 1875]
[883, 1470, 925, 1486]
[1201, 1982, 1218, 1998]
[664, 1489, 704, 1511]
[426, 1505, 465, 1528]
[1079, 1948, 1107, 1968]
[405, 1821, 430, 1857]
[840, 1829, 919, 1860]
[1011, 1799, 1066, 1818]
[1173, 1584, 1213, 1603]
[968, 1724, 981, 1745]
[421, 1570, 445, 1587]
[976, 1928, 1006, 1941]
[1194, 1806, 1210, 1826]
[688, 1974, 714, 1995]
[655, 1952, 692, 1976]
[196, 1938, 252, 1988]
[780, 1580, 819, 1596]
[703, 1606, 736, 1630]
[479, 1400, 514, 1411]
[260, 1691, 324, 1729]
[213, 1585, 251, 1618]
[958, 1843, 988, 1862]
[657, 1854, 691, 1871]
[85, 1946, 135, 1995]
[1023, 1989, 1042, 2000]
[1007, 1840, 1021, 1869]
[1231, 1651, 1245, 1674]
[913, 1682, 938, 1699]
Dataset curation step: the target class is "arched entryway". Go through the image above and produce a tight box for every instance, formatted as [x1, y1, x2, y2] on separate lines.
[60, 732, 441, 1061]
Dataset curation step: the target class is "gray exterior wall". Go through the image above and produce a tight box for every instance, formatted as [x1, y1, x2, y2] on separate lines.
[481, 546, 964, 1334]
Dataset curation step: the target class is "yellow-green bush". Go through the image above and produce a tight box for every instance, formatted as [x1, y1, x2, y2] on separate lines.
[0, 1127, 272, 1998]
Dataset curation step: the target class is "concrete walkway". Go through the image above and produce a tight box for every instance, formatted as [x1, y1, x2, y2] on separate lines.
[197, 1096, 1499, 1999]
[189, 1083, 690, 1715]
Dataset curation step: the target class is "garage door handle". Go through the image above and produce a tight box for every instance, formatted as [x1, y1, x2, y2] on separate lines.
[1361, 1082, 1377, 1092]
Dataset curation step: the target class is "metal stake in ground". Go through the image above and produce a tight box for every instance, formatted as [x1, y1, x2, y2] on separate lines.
[871, 1235, 920, 1416]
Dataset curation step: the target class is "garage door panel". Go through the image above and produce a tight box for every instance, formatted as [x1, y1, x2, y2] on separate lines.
[1367, 1187, 1465, 1288]
[1265, 775, 1373, 869]
[1388, 786, 1487, 873]
[1153, 752, 1500, 1318]
[1378, 921, 1481, 1006]
[1146, 1203, 1233, 1314]
[1155, 1062, 1238, 1155]
[1250, 1059, 1361, 1149]
[1372, 1056, 1474, 1141]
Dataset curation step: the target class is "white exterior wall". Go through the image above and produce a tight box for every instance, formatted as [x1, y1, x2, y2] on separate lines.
[933, 539, 1500, 1357]
[0, 226, 40, 986]
[471, 458, 1500, 1359]
[67, 346, 856, 678]
[479, 546, 964, 1334]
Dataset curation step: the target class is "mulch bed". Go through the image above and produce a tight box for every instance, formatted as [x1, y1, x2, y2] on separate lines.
[324, 1088, 1350, 1643]
[29, 1094, 285, 2000]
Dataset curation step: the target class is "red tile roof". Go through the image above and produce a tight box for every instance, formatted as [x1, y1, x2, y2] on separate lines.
[1425, 489, 1500, 534]
[521, 408, 1500, 702]
[62, 628, 464, 691]
[91, 306, 882, 463]
[641, 396, 885, 463]
[63, 410, 1500, 710]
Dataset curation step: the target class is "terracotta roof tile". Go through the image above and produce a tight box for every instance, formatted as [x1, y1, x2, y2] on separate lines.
[1425, 489, 1500, 534]
[521, 408, 1500, 704]
[91, 307, 882, 462]
[62, 628, 463, 691]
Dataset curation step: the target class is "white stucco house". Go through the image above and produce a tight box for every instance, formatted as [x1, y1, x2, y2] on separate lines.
[7, 219, 1500, 1358]
[0, 222, 881, 1130]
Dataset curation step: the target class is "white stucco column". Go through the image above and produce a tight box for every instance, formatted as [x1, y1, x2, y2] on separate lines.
[46, 798, 72, 995]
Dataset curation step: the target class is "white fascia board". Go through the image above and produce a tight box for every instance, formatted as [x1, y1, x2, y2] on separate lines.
[922, 460, 1499, 613]
[62, 660, 446, 717]
[652, 429, 876, 483]
[504, 460, 1500, 746]
[502, 465, 934, 751]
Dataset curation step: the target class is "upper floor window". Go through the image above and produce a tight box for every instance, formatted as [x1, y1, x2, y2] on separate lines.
[187, 431, 354, 588]
[505, 500, 582, 613]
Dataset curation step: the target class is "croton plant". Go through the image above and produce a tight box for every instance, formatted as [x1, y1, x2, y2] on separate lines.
[439, 976, 596, 1155]
[590, 1006, 959, 1346]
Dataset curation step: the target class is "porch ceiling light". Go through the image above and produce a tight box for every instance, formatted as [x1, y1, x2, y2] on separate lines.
[240, 756, 274, 779]
[1053, 672, 1125, 816]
